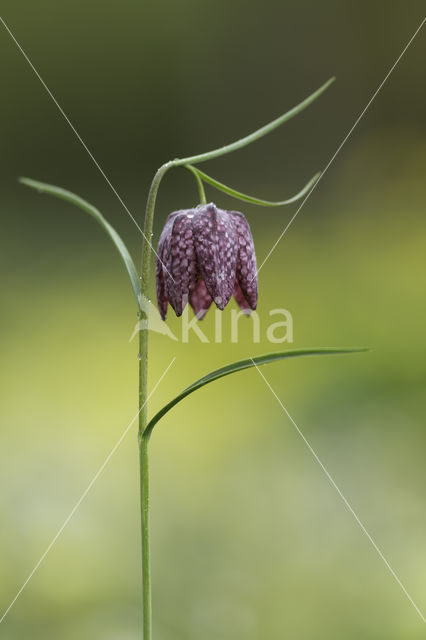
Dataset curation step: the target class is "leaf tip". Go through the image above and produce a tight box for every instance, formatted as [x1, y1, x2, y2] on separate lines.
[19, 176, 39, 192]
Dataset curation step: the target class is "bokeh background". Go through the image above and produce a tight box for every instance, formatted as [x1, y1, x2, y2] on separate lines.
[1, 2, 425, 638]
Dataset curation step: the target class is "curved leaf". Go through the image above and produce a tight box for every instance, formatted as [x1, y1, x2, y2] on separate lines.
[144, 347, 367, 438]
[20, 177, 142, 307]
[186, 166, 320, 207]
[173, 77, 335, 166]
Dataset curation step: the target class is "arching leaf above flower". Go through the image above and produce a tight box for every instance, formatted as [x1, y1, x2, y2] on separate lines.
[173, 77, 335, 166]
[185, 165, 320, 207]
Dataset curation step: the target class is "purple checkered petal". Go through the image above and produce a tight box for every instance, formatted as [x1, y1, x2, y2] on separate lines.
[189, 279, 213, 319]
[163, 210, 199, 317]
[229, 211, 258, 309]
[191, 204, 238, 310]
[233, 281, 252, 316]
[156, 211, 180, 320]
[156, 258, 168, 320]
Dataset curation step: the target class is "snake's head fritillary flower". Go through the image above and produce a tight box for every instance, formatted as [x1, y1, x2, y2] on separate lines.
[156, 203, 257, 320]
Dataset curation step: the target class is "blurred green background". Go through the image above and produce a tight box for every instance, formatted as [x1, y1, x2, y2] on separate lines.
[1, 1, 425, 638]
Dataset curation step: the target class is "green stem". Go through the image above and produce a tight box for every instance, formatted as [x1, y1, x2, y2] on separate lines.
[184, 164, 207, 204]
[138, 161, 173, 640]
[139, 433, 151, 639]
[139, 161, 172, 432]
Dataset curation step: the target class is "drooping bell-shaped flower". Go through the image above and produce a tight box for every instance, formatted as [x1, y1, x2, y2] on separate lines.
[156, 203, 257, 320]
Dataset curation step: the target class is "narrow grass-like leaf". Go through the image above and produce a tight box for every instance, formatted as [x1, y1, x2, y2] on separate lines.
[186, 165, 320, 207]
[173, 77, 335, 166]
[144, 347, 367, 438]
[20, 177, 142, 307]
